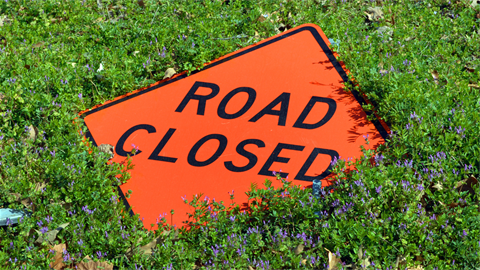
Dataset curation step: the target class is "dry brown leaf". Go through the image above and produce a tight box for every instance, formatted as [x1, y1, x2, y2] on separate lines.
[365, 7, 384, 21]
[36, 223, 70, 245]
[468, 83, 480, 89]
[456, 175, 478, 196]
[431, 70, 439, 84]
[125, 237, 160, 258]
[137, 0, 145, 7]
[9, 193, 33, 208]
[33, 41, 45, 49]
[163, 68, 176, 80]
[98, 144, 114, 158]
[26, 125, 38, 141]
[415, 255, 425, 262]
[396, 255, 407, 268]
[357, 246, 370, 268]
[464, 65, 475, 73]
[49, 243, 66, 270]
[432, 182, 443, 191]
[9, 193, 21, 201]
[95, 17, 104, 23]
[34, 182, 47, 193]
[257, 15, 266, 22]
[248, 266, 254, 270]
[76, 255, 114, 270]
[294, 243, 304, 255]
[407, 265, 424, 270]
[325, 248, 342, 270]
[125, 230, 176, 258]
[0, 15, 12, 27]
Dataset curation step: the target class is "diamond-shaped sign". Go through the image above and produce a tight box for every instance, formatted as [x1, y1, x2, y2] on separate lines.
[81, 24, 389, 228]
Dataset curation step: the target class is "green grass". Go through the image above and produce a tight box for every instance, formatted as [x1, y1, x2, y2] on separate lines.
[1, 0, 479, 269]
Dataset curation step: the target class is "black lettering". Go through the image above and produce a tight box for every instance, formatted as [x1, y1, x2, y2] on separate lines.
[259, 143, 304, 178]
[249, 92, 290, 126]
[224, 139, 265, 172]
[115, 124, 156, 157]
[148, 128, 178, 163]
[188, 134, 228, 167]
[217, 87, 256, 119]
[175, 81, 220, 115]
[295, 148, 339, 181]
[293, 97, 336, 129]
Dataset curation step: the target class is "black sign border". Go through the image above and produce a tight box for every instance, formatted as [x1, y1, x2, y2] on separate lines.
[80, 25, 390, 218]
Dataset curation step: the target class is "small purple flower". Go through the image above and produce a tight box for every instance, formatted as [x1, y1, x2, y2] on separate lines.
[78, 93, 82, 99]
[40, 226, 49, 234]
[45, 216, 53, 223]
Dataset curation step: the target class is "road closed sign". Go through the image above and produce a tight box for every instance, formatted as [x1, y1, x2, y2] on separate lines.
[81, 24, 389, 228]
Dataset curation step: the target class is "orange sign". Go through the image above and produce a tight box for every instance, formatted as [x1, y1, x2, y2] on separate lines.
[81, 24, 388, 228]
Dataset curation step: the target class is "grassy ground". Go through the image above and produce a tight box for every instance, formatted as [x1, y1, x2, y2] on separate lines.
[0, 0, 479, 269]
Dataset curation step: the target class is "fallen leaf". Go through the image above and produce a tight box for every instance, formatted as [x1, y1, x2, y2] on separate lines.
[33, 41, 45, 49]
[36, 223, 70, 245]
[248, 266, 254, 270]
[125, 237, 160, 257]
[97, 63, 104, 72]
[98, 144, 114, 158]
[455, 175, 478, 197]
[325, 248, 342, 270]
[376, 26, 393, 37]
[432, 182, 443, 191]
[365, 7, 384, 22]
[26, 125, 38, 141]
[468, 83, 479, 89]
[472, 0, 479, 8]
[464, 65, 475, 73]
[357, 246, 371, 268]
[0, 15, 12, 27]
[49, 243, 66, 270]
[76, 256, 114, 270]
[431, 70, 439, 84]
[137, 0, 145, 7]
[163, 68, 176, 80]
[294, 243, 304, 255]
[34, 182, 47, 193]
[125, 230, 177, 258]
[257, 15, 267, 22]
[95, 17, 104, 23]
[396, 255, 407, 269]
[132, 51, 140, 56]
[415, 255, 425, 262]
